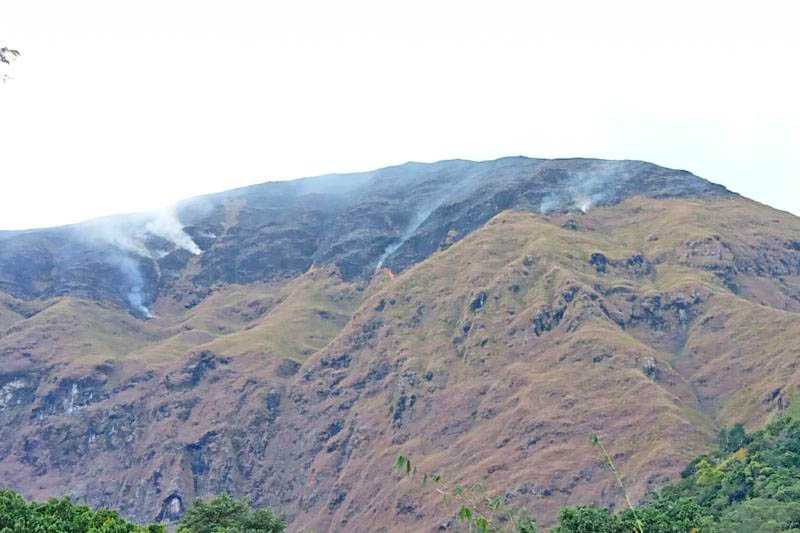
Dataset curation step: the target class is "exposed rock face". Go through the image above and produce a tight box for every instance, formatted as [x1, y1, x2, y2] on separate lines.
[7, 157, 800, 531]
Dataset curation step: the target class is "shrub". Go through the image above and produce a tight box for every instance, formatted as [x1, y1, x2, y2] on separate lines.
[0, 489, 164, 532]
[176, 494, 285, 533]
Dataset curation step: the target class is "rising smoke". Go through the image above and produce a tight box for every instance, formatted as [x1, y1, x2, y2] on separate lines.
[539, 161, 624, 214]
[145, 210, 202, 255]
[375, 197, 447, 271]
[78, 207, 202, 316]
[373, 166, 485, 272]
[113, 254, 151, 317]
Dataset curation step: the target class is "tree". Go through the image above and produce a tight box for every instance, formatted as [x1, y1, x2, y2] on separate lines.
[0, 489, 164, 532]
[0, 44, 20, 83]
[719, 423, 748, 453]
[552, 506, 619, 533]
[0, 45, 19, 64]
[176, 494, 285, 533]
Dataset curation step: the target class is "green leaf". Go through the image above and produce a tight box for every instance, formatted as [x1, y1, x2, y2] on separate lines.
[488, 495, 503, 511]
[458, 505, 473, 522]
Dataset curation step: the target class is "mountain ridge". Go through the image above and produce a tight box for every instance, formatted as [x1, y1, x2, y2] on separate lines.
[7, 157, 800, 531]
[0, 157, 732, 318]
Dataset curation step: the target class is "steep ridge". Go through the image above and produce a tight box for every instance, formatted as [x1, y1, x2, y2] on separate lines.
[0, 158, 729, 317]
[4, 158, 800, 530]
[282, 197, 800, 530]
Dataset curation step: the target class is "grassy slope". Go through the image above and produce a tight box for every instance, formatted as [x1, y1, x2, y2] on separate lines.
[4, 196, 800, 530]
[291, 196, 800, 530]
[0, 267, 368, 369]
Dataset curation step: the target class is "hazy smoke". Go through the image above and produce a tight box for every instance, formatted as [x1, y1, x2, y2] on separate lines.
[83, 208, 201, 258]
[78, 207, 202, 316]
[540, 162, 621, 214]
[115, 255, 151, 318]
[375, 199, 446, 271]
[145, 210, 202, 255]
[373, 170, 486, 272]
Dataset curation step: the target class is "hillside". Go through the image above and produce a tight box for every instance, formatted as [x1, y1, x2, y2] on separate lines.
[553, 410, 800, 532]
[2, 157, 800, 530]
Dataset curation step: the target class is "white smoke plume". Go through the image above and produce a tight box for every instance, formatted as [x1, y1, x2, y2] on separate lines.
[375, 199, 445, 271]
[373, 166, 493, 272]
[115, 255, 152, 318]
[82, 207, 202, 259]
[145, 210, 202, 255]
[77, 206, 202, 316]
[540, 161, 622, 214]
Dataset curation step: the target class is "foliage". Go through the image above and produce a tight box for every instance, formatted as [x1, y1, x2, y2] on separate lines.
[718, 423, 748, 454]
[0, 489, 164, 532]
[0, 490, 284, 533]
[556, 412, 800, 532]
[0, 46, 19, 65]
[394, 455, 537, 532]
[176, 494, 286, 533]
[589, 433, 643, 533]
[0, 44, 19, 83]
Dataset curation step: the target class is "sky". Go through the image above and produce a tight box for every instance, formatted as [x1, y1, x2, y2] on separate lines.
[0, 1, 798, 230]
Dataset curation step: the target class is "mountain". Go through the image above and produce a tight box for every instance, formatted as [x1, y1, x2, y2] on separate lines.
[2, 157, 800, 531]
[0, 158, 728, 315]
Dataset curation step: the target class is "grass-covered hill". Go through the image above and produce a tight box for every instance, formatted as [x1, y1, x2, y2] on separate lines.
[4, 158, 800, 529]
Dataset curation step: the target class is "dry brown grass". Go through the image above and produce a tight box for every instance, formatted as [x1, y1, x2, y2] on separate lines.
[5, 196, 800, 531]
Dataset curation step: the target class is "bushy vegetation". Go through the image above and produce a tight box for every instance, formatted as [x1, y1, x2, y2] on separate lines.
[0, 491, 284, 533]
[176, 494, 285, 533]
[0, 490, 164, 532]
[555, 412, 800, 532]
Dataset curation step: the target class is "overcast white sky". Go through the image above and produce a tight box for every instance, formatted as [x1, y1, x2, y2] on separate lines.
[1, 1, 798, 230]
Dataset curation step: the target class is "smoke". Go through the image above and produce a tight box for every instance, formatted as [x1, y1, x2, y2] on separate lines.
[83, 208, 201, 258]
[540, 185, 604, 215]
[115, 255, 152, 318]
[77, 207, 202, 316]
[373, 165, 494, 272]
[539, 194, 562, 215]
[539, 162, 622, 214]
[375, 199, 446, 271]
[575, 194, 594, 213]
[145, 210, 202, 255]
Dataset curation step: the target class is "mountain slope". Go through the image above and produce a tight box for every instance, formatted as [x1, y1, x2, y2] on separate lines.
[280, 196, 800, 530]
[3, 158, 800, 530]
[0, 158, 730, 316]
